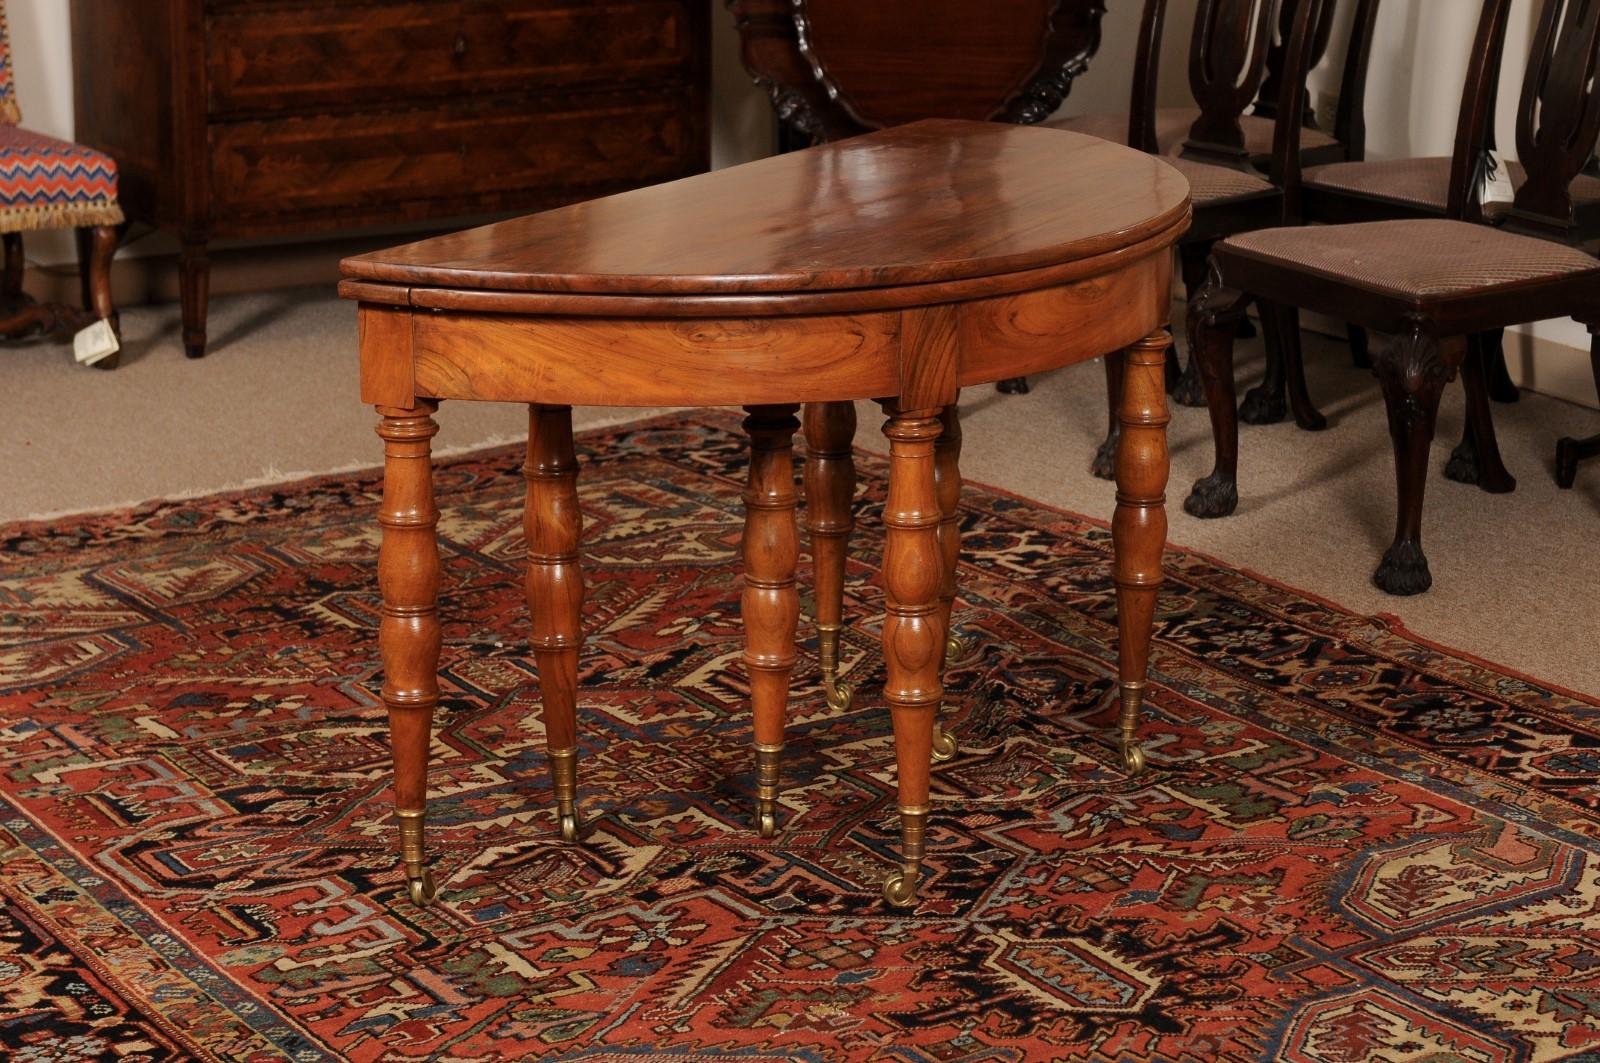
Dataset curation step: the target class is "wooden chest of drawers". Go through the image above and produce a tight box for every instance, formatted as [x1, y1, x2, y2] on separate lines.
[69, 0, 711, 359]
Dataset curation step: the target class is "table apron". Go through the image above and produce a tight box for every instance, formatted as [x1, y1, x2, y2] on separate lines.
[359, 252, 1172, 408]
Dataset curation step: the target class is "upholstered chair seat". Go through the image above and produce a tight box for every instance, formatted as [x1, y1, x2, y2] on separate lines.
[0, 125, 122, 233]
[1303, 155, 1600, 214]
[1163, 155, 1277, 204]
[1219, 218, 1600, 298]
[1047, 107, 1338, 158]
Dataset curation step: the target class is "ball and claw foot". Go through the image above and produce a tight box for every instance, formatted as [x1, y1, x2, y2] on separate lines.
[1238, 386, 1287, 425]
[1090, 434, 1118, 481]
[824, 677, 855, 712]
[1183, 474, 1239, 519]
[931, 723, 958, 765]
[1444, 440, 1479, 486]
[1373, 540, 1432, 596]
[407, 867, 439, 907]
[1171, 361, 1207, 408]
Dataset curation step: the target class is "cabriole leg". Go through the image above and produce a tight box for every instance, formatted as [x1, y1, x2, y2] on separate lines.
[1092, 351, 1124, 481]
[1444, 335, 1515, 493]
[82, 226, 121, 371]
[878, 403, 945, 907]
[744, 405, 801, 838]
[803, 401, 856, 713]
[1240, 300, 1289, 425]
[1183, 271, 1250, 518]
[377, 401, 443, 906]
[1172, 243, 1211, 406]
[1372, 325, 1452, 595]
[1555, 326, 1600, 488]
[1113, 332, 1171, 775]
[932, 402, 964, 764]
[526, 404, 586, 842]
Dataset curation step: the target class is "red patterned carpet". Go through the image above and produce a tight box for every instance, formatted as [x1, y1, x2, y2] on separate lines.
[3, 410, 1599, 1062]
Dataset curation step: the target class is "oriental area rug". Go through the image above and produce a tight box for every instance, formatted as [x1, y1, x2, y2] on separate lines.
[2, 410, 1598, 1063]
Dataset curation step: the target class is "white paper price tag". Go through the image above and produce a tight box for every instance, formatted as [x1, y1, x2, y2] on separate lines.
[1482, 151, 1517, 206]
[74, 318, 120, 366]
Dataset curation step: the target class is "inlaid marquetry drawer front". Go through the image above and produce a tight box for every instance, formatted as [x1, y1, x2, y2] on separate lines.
[205, 0, 699, 116]
[209, 92, 701, 222]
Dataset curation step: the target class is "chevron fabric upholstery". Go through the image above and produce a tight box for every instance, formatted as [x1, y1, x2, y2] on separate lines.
[0, 2, 123, 234]
[0, 126, 123, 233]
[0, 0, 17, 125]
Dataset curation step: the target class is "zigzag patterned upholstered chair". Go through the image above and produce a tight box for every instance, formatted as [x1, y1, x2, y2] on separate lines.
[0, 0, 123, 368]
[1183, 0, 1600, 595]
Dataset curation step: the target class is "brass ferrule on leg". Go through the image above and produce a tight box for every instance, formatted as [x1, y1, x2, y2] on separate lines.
[1119, 680, 1148, 775]
[882, 804, 929, 908]
[754, 742, 784, 837]
[548, 747, 581, 841]
[396, 807, 437, 906]
[396, 807, 427, 877]
[817, 623, 842, 679]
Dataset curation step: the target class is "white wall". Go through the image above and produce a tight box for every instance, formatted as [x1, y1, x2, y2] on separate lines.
[8, 0, 1595, 387]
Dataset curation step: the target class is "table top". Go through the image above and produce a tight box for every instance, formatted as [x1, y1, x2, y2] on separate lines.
[341, 119, 1189, 301]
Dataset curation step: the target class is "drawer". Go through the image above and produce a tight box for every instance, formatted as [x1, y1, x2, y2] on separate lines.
[208, 91, 705, 223]
[205, 1, 701, 117]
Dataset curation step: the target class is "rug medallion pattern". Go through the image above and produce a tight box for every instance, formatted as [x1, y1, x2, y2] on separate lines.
[2, 411, 1597, 1061]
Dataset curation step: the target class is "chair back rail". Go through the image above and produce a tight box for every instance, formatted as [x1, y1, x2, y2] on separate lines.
[1332, 0, 1382, 157]
[1510, 0, 1600, 235]
[1185, 0, 1281, 165]
[1254, 0, 1337, 120]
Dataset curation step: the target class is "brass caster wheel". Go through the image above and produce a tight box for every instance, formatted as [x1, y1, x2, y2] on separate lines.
[407, 868, 438, 907]
[558, 805, 581, 842]
[1121, 742, 1147, 775]
[930, 724, 958, 764]
[825, 677, 855, 712]
[882, 868, 920, 908]
[945, 632, 973, 663]
[757, 804, 778, 839]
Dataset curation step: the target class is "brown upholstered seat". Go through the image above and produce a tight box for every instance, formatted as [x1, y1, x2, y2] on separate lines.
[1303, 156, 1600, 213]
[1219, 218, 1600, 299]
[1046, 107, 1337, 157]
[1164, 155, 1275, 204]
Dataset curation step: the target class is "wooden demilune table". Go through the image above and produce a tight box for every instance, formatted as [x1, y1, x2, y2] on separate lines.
[340, 119, 1189, 908]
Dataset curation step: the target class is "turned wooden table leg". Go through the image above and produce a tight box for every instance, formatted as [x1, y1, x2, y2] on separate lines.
[932, 401, 964, 765]
[1113, 332, 1171, 775]
[376, 401, 443, 906]
[525, 404, 586, 841]
[878, 403, 945, 907]
[802, 401, 856, 712]
[744, 405, 802, 837]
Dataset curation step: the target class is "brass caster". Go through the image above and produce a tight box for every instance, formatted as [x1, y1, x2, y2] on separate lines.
[558, 806, 581, 842]
[931, 724, 958, 764]
[882, 868, 920, 908]
[1122, 742, 1147, 775]
[757, 802, 778, 839]
[824, 677, 855, 711]
[944, 632, 973, 663]
[407, 868, 438, 907]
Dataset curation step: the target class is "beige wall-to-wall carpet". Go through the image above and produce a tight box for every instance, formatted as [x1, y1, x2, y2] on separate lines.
[3, 287, 1598, 695]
